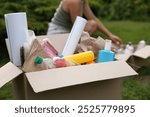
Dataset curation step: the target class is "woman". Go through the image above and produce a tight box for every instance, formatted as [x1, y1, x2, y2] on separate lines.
[47, 0, 122, 45]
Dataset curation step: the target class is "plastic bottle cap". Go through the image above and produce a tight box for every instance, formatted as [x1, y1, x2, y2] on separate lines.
[128, 41, 132, 45]
[53, 57, 61, 62]
[35, 55, 43, 64]
[58, 54, 64, 58]
[137, 40, 146, 50]
[104, 40, 112, 50]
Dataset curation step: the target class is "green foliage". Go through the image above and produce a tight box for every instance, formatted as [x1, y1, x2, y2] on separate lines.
[22, 0, 60, 34]
[88, 0, 150, 21]
[109, 0, 135, 20]
[89, 0, 103, 17]
[123, 78, 150, 100]
[0, 83, 13, 100]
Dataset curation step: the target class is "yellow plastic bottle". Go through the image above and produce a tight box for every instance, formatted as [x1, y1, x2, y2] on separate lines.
[64, 51, 95, 64]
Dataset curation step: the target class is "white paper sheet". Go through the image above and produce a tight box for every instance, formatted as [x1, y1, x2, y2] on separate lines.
[62, 16, 87, 56]
[5, 12, 29, 66]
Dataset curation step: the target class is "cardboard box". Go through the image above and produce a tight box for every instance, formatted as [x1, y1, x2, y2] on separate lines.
[0, 34, 137, 99]
[116, 46, 150, 70]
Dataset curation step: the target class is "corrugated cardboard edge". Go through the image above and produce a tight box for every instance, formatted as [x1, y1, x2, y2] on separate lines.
[25, 61, 137, 93]
[0, 62, 23, 88]
[133, 45, 150, 59]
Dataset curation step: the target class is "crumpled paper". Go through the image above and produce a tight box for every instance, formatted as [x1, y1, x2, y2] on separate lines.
[76, 32, 105, 57]
[76, 32, 119, 58]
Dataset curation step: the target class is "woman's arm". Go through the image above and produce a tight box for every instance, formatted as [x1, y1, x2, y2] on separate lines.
[83, 1, 122, 45]
[63, 0, 122, 45]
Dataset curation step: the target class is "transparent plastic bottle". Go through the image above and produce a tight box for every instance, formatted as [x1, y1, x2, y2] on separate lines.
[137, 40, 146, 50]
[97, 40, 115, 62]
[34, 55, 55, 69]
[124, 42, 134, 54]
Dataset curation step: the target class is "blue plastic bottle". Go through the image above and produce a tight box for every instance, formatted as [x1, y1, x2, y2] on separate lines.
[97, 40, 115, 63]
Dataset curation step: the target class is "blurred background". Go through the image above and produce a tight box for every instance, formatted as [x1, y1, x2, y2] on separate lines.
[0, 0, 150, 99]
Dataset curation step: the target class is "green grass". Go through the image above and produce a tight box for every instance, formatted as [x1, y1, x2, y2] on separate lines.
[104, 21, 150, 44]
[0, 55, 9, 67]
[123, 76, 150, 100]
[94, 20, 150, 45]
[0, 20, 150, 100]
[0, 83, 13, 100]
[104, 21, 150, 99]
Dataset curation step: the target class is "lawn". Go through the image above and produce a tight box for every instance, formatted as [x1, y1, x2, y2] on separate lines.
[0, 20, 150, 100]
[98, 20, 150, 44]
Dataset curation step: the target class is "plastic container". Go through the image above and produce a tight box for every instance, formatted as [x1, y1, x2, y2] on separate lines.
[97, 40, 115, 63]
[34, 55, 55, 69]
[137, 40, 146, 50]
[124, 42, 134, 54]
[64, 51, 95, 64]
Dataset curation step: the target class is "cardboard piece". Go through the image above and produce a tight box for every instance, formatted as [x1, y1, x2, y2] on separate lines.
[0, 62, 22, 88]
[133, 46, 150, 59]
[0, 33, 138, 99]
[116, 45, 150, 61]
[25, 78, 123, 100]
[115, 54, 131, 61]
[116, 45, 150, 70]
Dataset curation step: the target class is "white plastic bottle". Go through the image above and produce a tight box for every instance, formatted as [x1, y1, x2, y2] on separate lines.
[137, 40, 146, 50]
[34, 55, 55, 69]
[124, 42, 134, 54]
[97, 40, 115, 62]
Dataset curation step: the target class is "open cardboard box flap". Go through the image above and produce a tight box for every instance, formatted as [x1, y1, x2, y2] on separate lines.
[0, 62, 22, 88]
[0, 60, 137, 93]
[25, 61, 137, 93]
[116, 45, 150, 61]
[0, 33, 69, 88]
[133, 45, 150, 59]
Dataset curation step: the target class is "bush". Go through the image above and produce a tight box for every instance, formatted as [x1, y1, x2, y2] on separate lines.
[109, 0, 135, 20]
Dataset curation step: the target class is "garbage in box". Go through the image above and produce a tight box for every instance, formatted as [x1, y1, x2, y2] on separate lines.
[64, 51, 95, 64]
[0, 33, 137, 98]
[0, 14, 138, 99]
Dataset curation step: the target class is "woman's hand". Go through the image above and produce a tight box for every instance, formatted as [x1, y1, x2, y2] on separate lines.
[109, 34, 122, 46]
